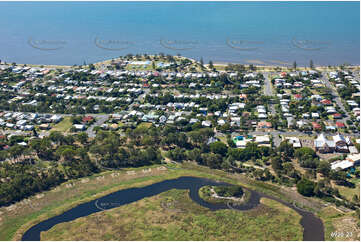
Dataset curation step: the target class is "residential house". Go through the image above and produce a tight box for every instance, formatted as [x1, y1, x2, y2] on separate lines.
[257, 121, 272, 129]
[314, 133, 335, 153]
[333, 134, 349, 152]
[311, 122, 321, 130]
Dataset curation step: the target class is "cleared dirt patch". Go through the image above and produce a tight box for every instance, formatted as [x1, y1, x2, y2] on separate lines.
[81, 178, 90, 184]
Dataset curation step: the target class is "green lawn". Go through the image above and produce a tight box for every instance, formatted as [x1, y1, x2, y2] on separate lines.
[50, 117, 72, 132]
[335, 177, 360, 202]
[137, 122, 153, 129]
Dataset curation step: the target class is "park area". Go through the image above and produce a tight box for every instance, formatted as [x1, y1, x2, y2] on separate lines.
[41, 189, 303, 241]
[0, 163, 359, 241]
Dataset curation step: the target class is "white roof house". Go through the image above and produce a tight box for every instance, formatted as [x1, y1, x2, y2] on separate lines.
[331, 160, 354, 170]
[333, 134, 347, 146]
[236, 140, 248, 148]
[50, 115, 62, 123]
[314, 133, 335, 148]
[311, 112, 320, 118]
[73, 124, 86, 130]
[285, 137, 302, 148]
[346, 154, 360, 163]
[217, 119, 226, 126]
[348, 146, 358, 154]
[254, 135, 270, 144]
[202, 120, 212, 127]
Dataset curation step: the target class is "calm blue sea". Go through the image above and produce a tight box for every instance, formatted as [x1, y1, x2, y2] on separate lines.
[0, 1, 359, 66]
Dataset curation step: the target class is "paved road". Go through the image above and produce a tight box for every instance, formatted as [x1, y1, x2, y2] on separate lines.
[263, 72, 274, 96]
[263, 72, 276, 115]
[86, 114, 109, 138]
[321, 72, 350, 123]
[1, 111, 111, 118]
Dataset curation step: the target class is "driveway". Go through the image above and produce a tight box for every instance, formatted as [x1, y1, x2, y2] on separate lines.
[86, 114, 109, 138]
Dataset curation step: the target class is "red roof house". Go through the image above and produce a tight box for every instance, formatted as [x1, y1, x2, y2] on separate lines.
[336, 122, 345, 128]
[257, 121, 272, 129]
[294, 94, 302, 101]
[321, 99, 332, 105]
[311, 122, 321, 130]
[239, 94, 248, 100]
[333, 113, 342, 119]
[82, 116, 94, 123]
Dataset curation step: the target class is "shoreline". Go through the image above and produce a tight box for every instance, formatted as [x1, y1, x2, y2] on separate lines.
[2, 55, 359, 71]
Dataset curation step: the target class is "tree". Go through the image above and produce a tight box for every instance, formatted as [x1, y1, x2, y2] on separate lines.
[167, 147, 186, 162]
[227, 137, 236, 148]
[210, 141, 228, 156]
[330, 170, 348, 185]
[8, 145, 24, 158]
[186, 148, 202, 163]
[60, 148, 77, 161]
[49, 131, 66, 145]
[293, 61, 297, 70]
[221, 159, 232, 170]
[209, 60, 214, 70]
[295, 147, 317, 160]
[200, 57, 204, 67]
[352, 194, 359, 204]
[297, 179, 315, 197]
[317, 161, 331, 177]
[249, 64, 256, 71]
[310, 60, 314, 69]
[76, 132, 88, 144]
[202, 153, 222, 169]
[278, 141, 294, 160]
[313, 183, 322, 197]
[271, 155, 282, 172]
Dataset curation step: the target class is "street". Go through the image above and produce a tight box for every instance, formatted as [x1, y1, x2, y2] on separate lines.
[321, 72, 350, 123]
[86, 114, 109, 138]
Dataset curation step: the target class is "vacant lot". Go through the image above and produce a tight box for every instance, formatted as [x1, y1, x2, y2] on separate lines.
[42, 190, 303, 241]
[50, 117, 72, 132]
[318, 206, 360, 241]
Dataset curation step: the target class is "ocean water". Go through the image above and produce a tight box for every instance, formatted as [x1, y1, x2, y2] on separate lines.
[0, 1, 359, 66]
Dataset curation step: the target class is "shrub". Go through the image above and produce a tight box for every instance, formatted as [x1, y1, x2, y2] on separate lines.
[296, 179, 316, 197]
[214, 185, 244, 197]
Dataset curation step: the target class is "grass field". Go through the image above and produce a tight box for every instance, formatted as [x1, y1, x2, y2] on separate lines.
[50, 117, 72, 132]
[0, 162, 356, 241]
[318, 206, 360, 241]
[1, 164, 170, 241]
[41, 190, 303, 241]
[335, 177, 360, 202]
